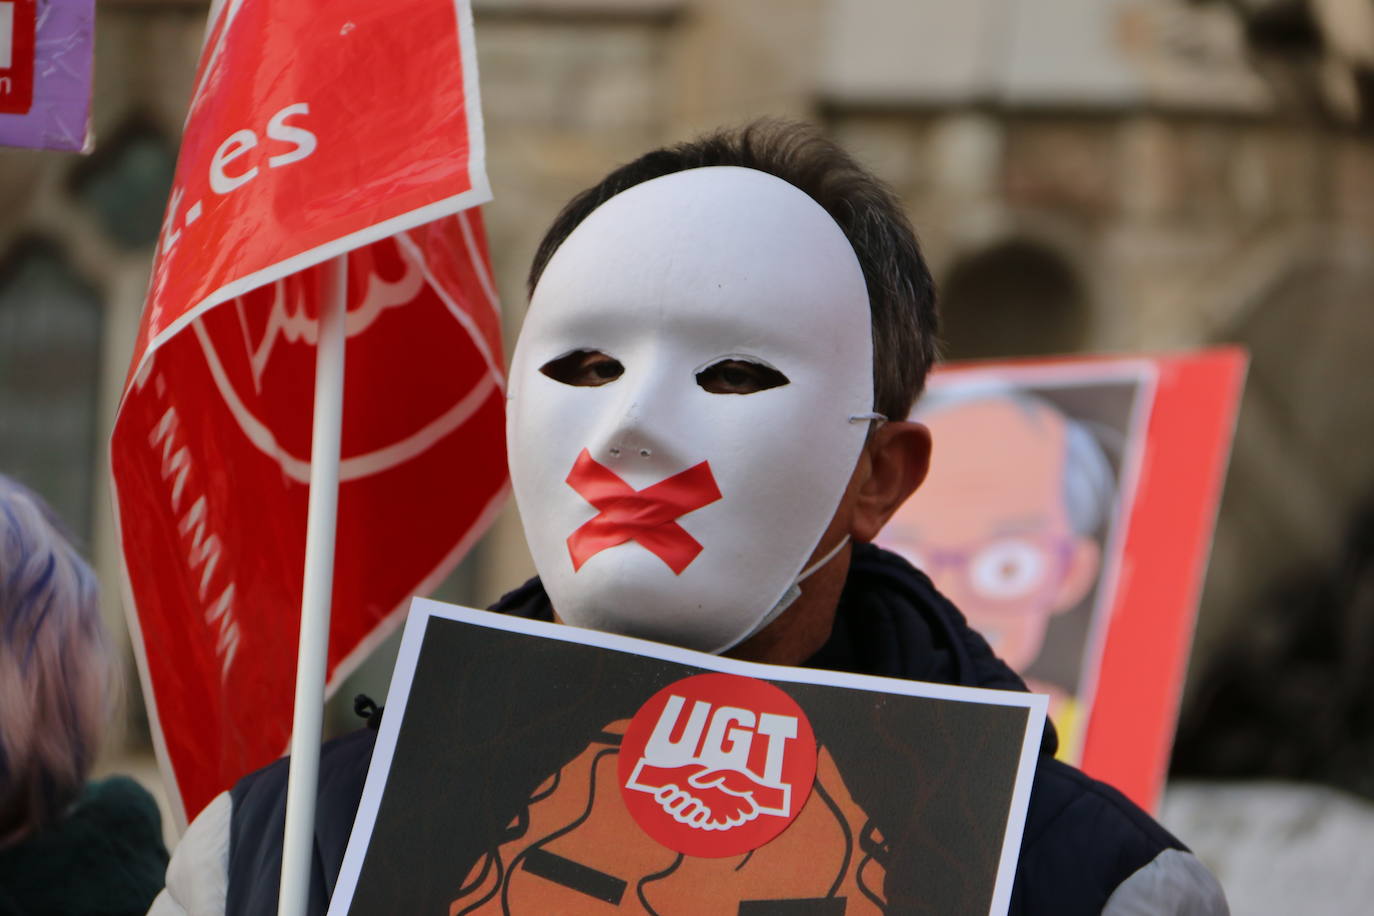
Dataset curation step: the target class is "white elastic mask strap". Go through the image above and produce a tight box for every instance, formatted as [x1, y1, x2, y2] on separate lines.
[798, 534, 851, 584]
[726, 534, 853, 652]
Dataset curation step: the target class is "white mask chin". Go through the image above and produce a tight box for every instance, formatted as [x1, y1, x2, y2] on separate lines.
[506, 167, 874, 654]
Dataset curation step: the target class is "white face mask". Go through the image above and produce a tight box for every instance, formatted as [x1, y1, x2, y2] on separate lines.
[507, 167, 874, 654]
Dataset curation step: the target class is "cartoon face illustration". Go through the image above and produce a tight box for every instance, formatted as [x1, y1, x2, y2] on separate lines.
[450, 721, 886, 915]
[880, 393, 1110, 673]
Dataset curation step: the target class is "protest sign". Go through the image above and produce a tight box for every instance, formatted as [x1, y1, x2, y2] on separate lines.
[110, 0, 506, 825]
[330, 600, 1047, 916]
[0, 0, 94, 151]
[877, 348, 1245, 810]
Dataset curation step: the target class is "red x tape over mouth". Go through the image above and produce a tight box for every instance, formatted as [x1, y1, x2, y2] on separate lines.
[565, 449, 724, 575]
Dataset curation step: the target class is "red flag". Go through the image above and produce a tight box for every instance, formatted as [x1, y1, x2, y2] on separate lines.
[110, 0, 506, 824]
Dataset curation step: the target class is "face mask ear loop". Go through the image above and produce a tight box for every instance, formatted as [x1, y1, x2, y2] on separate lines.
[850, 412, 887, 444]
[797, 533, 851, 584]
[721, 534, 854, 653]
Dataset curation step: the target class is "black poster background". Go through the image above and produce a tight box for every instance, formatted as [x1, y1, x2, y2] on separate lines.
[347, 616, 1030, 916]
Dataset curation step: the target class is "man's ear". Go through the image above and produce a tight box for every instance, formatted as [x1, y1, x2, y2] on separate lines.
[849, 420, 932, 543]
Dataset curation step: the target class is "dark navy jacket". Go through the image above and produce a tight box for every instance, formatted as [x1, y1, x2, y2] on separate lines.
[215, 544, 1219, 915]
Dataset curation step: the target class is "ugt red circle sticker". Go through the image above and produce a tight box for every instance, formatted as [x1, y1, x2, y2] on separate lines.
[618, 672, 817, 858]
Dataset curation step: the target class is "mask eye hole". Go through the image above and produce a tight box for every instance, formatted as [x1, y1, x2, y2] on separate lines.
[695, 358, 790, 395]
[539, 349, 624, 387]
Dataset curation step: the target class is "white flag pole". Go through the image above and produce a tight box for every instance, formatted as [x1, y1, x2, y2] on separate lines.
[278, 254, 349, 916]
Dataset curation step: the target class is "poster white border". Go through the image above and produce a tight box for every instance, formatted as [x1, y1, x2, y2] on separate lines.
[329, 598, 1049, 916]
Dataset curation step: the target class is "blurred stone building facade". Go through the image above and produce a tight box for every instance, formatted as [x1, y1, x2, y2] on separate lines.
[1, 0, 1371, 788]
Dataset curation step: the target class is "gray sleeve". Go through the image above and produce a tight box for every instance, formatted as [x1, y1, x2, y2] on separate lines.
[1102, 848, 1229, 916]
[147, 791, 232, 916]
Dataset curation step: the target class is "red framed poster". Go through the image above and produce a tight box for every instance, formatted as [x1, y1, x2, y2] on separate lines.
[876, 348, 1246, 811]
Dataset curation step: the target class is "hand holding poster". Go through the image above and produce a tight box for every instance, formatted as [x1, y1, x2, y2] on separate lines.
[330, 600, 1047, 916]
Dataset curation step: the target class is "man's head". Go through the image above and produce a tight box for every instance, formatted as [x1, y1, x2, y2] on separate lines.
[527, 121, 938, 420]
[878, 388, 1111, 671]
[508, 122, 936, 660]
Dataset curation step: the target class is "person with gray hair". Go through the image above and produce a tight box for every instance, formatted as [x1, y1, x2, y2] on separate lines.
[0, 474, 168, 915]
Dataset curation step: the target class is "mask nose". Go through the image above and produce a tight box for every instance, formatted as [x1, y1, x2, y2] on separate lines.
[588, 369, 687, 471]
[596, 404, 673, 465]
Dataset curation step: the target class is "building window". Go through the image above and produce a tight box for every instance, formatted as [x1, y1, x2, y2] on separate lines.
[69, 117, 177, 251]
[0, 239, 104, 545]
[939, 240, 1088, 360]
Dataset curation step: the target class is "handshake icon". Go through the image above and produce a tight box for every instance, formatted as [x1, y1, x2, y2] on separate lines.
[625, 761, 792, 832]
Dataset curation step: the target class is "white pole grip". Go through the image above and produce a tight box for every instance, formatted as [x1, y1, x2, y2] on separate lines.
[277, 255, 348, 916]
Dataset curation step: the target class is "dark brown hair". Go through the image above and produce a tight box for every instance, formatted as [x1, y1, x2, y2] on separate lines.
[527, 119, 939, 419]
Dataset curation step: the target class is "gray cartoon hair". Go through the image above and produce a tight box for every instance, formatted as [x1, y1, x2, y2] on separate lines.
[913, 382, 1117, 537]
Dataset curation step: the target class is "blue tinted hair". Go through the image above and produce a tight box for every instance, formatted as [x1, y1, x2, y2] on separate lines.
[0, 475, 115, 846]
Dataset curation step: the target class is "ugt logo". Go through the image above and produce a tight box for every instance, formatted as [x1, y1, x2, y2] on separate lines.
[619, 672, 817, 858]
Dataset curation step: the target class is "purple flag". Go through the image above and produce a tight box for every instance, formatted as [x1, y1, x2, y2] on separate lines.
[0, 0, 93, 152]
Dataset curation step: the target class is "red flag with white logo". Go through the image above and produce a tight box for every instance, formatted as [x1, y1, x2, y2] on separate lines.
[110, 0, 507, 825]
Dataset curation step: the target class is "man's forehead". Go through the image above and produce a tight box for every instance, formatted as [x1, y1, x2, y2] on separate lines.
[557, 166, 844, 255]
[525, 167, 870, 338]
